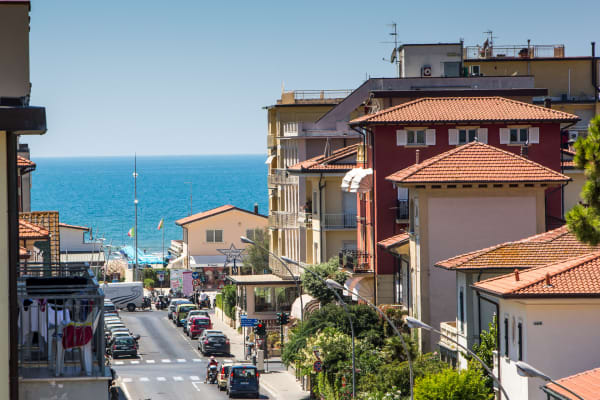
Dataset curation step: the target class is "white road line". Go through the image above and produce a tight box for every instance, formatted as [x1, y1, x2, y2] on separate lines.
[192, 358, 202, 363]
[176, 358, 186, 363]
[122, 378, 133, 383]
[114, 361, 124, 365]
[130, 360, 140, 364]
[161, 359, 171, 363]
[146, 359, 155, 364]
[190, 375, 200, 381]
[191, 381, 202, 392]
[173, 376, 184, 381]
[157, 377, 166, 382]
[140, 377, 149, 382]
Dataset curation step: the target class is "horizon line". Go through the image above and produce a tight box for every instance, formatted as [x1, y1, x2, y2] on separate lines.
[31, 152, 266, 159]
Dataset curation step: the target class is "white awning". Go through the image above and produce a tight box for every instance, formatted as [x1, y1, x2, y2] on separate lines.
[350, 168, 373, 193]
[290, 294, 316, 320]
[265, 155, 275, 164]
[344, 276, 374, 302]
[341, 168, 362, 192]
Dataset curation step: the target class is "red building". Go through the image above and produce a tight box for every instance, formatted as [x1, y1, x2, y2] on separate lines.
[347, 96, 580, 304]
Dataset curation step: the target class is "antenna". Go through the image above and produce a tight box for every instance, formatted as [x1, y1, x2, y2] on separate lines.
[381, 22, 401, 77]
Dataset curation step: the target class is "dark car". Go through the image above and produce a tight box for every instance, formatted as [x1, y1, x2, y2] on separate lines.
[199, 332, 230, 356]
[227, 365, 259, 398]
[110, 336, 137, 358]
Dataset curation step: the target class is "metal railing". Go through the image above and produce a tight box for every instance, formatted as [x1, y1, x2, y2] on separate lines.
[298, 212, 312, 228]
[268, 211, 299, 229]
[323, 213, 357, 229]
[17, 263, 105, 379]
[464, 44, 564, 60]
[396, 199, 409, 221]
[269, 253, 301, 277]
[282, 122, 299, 137]
[268, 169, 298, 186]
[338, 250, 372, 273]
[292, 89, 353, 100]
[439, 321, 459, 351]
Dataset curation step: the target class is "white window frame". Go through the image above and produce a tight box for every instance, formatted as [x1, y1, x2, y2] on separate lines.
[407, 129, 426, 145]
[510, 127, 530, 144]
[458, 127, 478, 145]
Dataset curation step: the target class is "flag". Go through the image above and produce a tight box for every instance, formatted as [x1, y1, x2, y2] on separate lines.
[127, 227, 135, 237]
[157, 218, 164, 230]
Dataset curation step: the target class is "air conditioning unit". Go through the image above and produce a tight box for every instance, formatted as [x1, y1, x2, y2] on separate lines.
[421, 65, 432, 77]
[569, 131, 579, 142]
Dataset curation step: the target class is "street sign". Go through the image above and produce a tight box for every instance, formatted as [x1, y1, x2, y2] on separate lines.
[240, 318, 258, 327]
[156, 271, 164, 282]
[313, 360, 322, 372]
[191, 271, 199, 279]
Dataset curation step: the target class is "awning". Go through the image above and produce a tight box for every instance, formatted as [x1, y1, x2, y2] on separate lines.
[344, 276, 374, 302]
[341, 168, 373, 193]
[290, 294, 316, 320]
[265, 155, 275, 164]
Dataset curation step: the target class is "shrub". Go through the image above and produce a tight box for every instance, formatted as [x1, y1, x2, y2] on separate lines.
[215, 293, 223, 309]
[414, 367, 493, 400]
[222, 284, 237, 320]
[143, 278, 154, 289]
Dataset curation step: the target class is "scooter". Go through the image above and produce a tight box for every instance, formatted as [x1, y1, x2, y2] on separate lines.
[208, 365, 218, 384]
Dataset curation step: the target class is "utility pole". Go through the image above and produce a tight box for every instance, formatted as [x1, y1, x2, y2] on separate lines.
[133, 155, 139, 281]
[184, 181, 193, 216]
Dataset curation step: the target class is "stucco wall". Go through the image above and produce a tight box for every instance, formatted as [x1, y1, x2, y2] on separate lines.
[563, 170, 585, 215]
[185, 210, 267, 256]
[0, 4, 29, 98]
[60, 227, 96, 252]
[400, 44, 462, 78]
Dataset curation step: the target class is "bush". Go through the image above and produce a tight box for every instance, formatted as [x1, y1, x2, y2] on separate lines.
[222, 285, 237, 320]
[143, 278, 154, 289]
[414, 367, 493, 400]
[215, 293, 223, 310]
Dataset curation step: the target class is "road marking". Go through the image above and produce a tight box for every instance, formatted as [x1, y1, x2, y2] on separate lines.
[173, 376, 183, 381]
[190, 375, 200, 381]
[157, 377, 166, 382]
[140, 377, 149, 382]
[130, 360, 140, 364]
[146, 359, 155, 364]
[192, 381, 202, 392]
[192, 358, 202, 363]
[114, 361, 124, 365]
[176, 358, 186, 363]
[122, 378, 132, 383]
[161, 359, 171, 363]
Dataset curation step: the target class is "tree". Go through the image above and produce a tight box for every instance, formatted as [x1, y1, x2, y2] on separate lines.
[243, 228, 270, 274]
[413, 367, 493, 400]
[469, 316, 497, 390]
[301, 257, 346, 304]
[222, 284, 237, 320]
[567, 115, 600, 245]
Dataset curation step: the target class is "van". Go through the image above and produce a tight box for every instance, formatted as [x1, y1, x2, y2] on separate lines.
[103, 282, 143, 312]
[227, 365, 259, 398]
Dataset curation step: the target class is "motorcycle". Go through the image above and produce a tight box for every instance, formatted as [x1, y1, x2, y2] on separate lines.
[207, 365, 218, 384]
[141, 296, 152, 310]
[199, 298, 211, 309]
[155, 295, 168, 310]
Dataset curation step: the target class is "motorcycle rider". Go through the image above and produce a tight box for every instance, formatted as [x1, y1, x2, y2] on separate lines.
[199, 290, 208, 308]
[205, 356, 218, 383]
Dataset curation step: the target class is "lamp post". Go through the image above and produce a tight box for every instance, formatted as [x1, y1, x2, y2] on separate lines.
[325, 278, 414, 400]
[281, 256, 355, 399]
[133, 155, 139, 281]
[405, 316, 510, 400]
[239, 236, 303, 322]
[516, 361, 584, 400]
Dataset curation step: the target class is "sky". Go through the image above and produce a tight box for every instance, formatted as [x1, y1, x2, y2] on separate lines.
[25, 0, 600, 158]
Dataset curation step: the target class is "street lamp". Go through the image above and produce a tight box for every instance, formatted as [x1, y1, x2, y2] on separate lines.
[516, 361, 584, 400]
[281, 256, 356, 399]
[325, 278, 414, 400]
[405, 316, 510, 400]
[239, 236, 303, 322]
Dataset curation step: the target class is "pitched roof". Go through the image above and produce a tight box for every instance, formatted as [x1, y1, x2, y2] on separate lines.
[436, 225, 598, 271]
[349, 96, 580, 125]
[288, 144, 358, 173]
[17, 156, 35, 168]
[378, 232, 410, 250]
[175, 205, 266, 226]
[473, 251, 600, 298]
[19, 219, 49, 239]
[59, 222, 90, 231]
[386, 141, 570, 185]
[544, 367, 600, 400]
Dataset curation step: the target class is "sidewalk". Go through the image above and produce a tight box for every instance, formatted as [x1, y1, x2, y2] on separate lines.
[212, 310, 310, 400]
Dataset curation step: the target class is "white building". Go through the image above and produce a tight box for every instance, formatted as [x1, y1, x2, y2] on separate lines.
[59, 223, 105, 266]
[397, 43, 463, 78]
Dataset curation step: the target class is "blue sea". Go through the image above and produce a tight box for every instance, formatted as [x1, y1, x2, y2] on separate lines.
[31, 155, 268, 252]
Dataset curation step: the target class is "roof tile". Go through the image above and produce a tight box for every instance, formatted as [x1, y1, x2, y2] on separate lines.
[378, 232, 410, 250]
[545, 367, 600, 400]
[19, 219, 49, 239]
[175, 205, 266, 226]
[288, 144, 358, 173]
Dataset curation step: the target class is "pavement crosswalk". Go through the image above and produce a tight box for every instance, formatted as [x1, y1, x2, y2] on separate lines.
[121, 376, 209, 383]
[113, 358, 205, 366]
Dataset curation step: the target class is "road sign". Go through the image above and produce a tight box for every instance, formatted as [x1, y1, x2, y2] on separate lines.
[156, 271, 164, 282]
[313, 360, 322, 372]
[191, 271, 199, 279]
[240, 318, 258, 327]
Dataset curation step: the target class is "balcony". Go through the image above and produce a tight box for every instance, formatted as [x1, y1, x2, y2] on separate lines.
[269, 253, 301, 277]
[298, 212, 312, 228]
[464, 44, 564, 60]
[267, 135, 277, 148]
[323, 213, 357, 230]
[269, 211, 299, 229]
[339, 249, 372, 273]
[268, 169, 298, 187]
[396, 199, 409, 222]
[439, 321, 458, 352]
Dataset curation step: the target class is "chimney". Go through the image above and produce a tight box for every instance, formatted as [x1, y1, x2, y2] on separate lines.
[545, 272, 552, 287]
[544, 98, 552, 108]
[415, 149, 420, 165]
[254, 203, 259, 215]
[514, 269, 520, 281]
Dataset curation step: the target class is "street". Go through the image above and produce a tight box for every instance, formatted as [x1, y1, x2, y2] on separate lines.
[112, 309, 269, 400]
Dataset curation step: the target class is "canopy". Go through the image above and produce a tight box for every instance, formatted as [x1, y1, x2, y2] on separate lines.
[341, 168, 373, 193]
[290, 294, 316, 320]
[344, 276, 374, 302]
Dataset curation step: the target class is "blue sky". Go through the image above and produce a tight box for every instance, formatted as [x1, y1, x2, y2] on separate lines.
[26, 0, 600, 157]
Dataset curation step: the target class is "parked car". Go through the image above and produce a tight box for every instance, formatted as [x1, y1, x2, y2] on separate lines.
[104, 302, 118, 315]
[217, 360, 235, 391]
[189, 316, 212, 339]
[183, 310, 206, 334]
[167, 299, 190, 320]
[198, 332, 230, 356]
[109, 336, 138, 358]
[175, 303, 197, 327]
[227, 365, 259, 398]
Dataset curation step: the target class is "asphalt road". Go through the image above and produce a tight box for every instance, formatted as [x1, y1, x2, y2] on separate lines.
[112, 309, 268, 400]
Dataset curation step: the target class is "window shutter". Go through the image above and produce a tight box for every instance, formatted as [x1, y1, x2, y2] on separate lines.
[396, 130, 407, 146]
[529, 127, 539, 144]
[425, 129, 436, 145]
[499, 128, 510, 144]
[477, 128, 488, 144]
[448, 129, 459, 145]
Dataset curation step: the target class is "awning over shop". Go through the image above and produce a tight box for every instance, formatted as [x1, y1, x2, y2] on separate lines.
[341, 168, 373, 193]
[265, 155, 275, 164]
[378, 231, 410, 256]
[227, 273, 299, 286]
[344, 276, 374, 302]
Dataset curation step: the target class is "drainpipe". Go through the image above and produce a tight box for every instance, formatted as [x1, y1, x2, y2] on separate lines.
[318, 174, 325, 263]
[7, 132, 19, 400]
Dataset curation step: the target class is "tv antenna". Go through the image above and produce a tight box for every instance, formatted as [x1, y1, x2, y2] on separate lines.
[381, 22, 401, 77]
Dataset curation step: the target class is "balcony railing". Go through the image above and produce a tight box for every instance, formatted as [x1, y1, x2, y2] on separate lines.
[464, 44, 564, 60]
[268, 169, 298, 186]
[323, 213, 357, 229]
[439, 321, 458, 352]
[269, 253, 301, 277]
[339, 249, 372, 273]
[269, 211, 299, 229]
[396, 199, 409, 221]
[292, 89, 353, 101]
[17, 263, 105, 379]
[298, 212, 312, 228]
[267, 135, 277, 148]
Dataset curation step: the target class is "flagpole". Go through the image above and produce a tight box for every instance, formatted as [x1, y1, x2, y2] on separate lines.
[162, 221, 165, 268]
[134, 154, 138, 281]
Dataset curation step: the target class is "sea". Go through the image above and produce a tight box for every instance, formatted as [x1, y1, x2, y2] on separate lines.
[31, 155, 268, 253]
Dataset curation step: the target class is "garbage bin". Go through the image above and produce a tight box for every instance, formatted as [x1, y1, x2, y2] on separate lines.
[256, 350, 264, 372]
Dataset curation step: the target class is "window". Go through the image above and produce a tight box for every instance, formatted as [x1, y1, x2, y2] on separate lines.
[517, 322, 523, 361]
[246, 229, 257, 241]
[254, 286, 299, 312]
[407, 130, 426, 145]
[470, 65, 481, 76]
[510, 128, 529, 144]
[206, 229, 223, 243]
[458, 129, 478, 144]
[504, 317, 509, 357]
[458, 289, 465, 332]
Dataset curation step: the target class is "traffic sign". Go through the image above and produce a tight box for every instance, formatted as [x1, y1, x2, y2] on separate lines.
[191, 271, 199, 279]
[240, 318, 258, 327]
[313, 360, 322, 372]
[156, 271, 165, 282]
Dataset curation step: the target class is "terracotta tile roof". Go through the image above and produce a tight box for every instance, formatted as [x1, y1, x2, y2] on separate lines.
[288, 144, 358, 173]
[17, 156, 35, 168]
[19, 219, 49, 239]
[472, 251, 600, 297]
[436, 225, 598, 271]
[59, 222, 90, 231]
[19, 247, 29, 259]
[349, 96, 580, 125]
[562, 148, 577, 157]
[175, 204, 266, 226]
[545, 367, 600, 400]
[386, 141, 570, 185]
[377, 232, 410, 250]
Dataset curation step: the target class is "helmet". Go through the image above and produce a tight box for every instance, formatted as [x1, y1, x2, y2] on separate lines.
[210, 356, 215, 360]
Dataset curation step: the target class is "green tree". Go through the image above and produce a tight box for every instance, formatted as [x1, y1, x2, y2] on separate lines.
[414, 367, 493, 400]
[469, 316, 497, 390]
[567, 115, 600, 244]
[301, 257, 346, 304]
[222, 284, 237, 320]
[243, 228, 270, 274]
